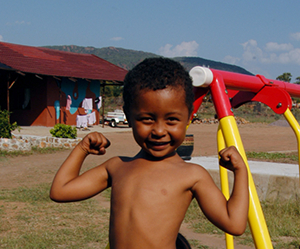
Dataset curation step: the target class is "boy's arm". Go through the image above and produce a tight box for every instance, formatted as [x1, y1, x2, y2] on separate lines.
[50, 132, 111, 202]
[192, 146, 249, 236]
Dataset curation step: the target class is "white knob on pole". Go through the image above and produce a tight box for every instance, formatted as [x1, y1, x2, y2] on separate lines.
[189, 66, 213, 87]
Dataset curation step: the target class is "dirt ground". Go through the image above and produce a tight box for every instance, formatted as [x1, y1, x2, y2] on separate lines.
[1, 122, 298, 248]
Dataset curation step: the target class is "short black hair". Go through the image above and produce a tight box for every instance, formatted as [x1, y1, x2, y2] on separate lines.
[123, 57, 194, 115]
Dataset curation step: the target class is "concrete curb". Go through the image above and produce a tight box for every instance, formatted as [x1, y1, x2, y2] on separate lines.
[190, 156, 300, 201]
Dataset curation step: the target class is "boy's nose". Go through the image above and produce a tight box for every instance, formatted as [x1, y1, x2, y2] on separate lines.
[151, 122, 166, 137]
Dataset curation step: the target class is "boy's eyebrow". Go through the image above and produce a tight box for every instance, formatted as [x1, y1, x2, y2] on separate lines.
[132, 112, 154, 118]
[166, 111, 185, 116]
[144, 112, 187, 118]
[134, 111, 153, 115]
[135, 110, 183, 115]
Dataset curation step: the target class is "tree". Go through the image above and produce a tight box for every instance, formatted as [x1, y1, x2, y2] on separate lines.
[112, 85, 123, 97]
[276, 72, 292, 82]
[0, 108, 19, 138]
[295, 76, 300, 84]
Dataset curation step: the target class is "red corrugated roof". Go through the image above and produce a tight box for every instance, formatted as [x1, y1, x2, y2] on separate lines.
[0, 41, 127, 82]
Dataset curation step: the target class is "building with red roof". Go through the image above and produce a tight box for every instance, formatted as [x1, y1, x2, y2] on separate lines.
[0, 41, 127, 126]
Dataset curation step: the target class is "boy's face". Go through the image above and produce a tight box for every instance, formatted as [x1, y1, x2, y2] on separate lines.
[129, 87, 191, 158]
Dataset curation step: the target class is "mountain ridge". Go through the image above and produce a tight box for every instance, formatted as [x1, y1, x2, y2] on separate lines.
[44, 45, 253, 75]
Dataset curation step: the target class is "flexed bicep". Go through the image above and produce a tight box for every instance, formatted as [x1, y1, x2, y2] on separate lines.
[50, 133, 113, 203]
[50, 163, 110, 202]
[191, 164, 248, 236]
[192, 170, 229, 229]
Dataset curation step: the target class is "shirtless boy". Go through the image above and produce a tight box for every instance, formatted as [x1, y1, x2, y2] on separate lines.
[50, 57, 249, 249]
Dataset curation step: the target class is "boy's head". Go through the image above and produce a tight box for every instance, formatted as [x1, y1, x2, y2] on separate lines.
[123, 57, 194, 117]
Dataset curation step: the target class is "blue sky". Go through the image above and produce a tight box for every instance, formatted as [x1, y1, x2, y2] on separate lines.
[1, 0, 300, 81]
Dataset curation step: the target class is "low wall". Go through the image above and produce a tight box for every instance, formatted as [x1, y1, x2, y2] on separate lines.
[208, 170, 300, 202]
[0, 135, 82, 152]
[190, 157, 300, 201]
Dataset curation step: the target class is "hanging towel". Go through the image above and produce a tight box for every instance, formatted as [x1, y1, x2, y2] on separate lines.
[82, 98, 93, 112]
[76, 115, 88, 128]
[87, 111, 96, 125]
[66, 95, 72, 111]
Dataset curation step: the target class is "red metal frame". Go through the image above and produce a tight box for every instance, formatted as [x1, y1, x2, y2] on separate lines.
[192, 68, 298, 117]
[209, 69, 300, 98]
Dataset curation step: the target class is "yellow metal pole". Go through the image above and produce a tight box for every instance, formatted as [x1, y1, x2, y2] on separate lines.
[217, 125, 235, 249]
[283, 108, 300, 183]
[219, 116, 273, 249]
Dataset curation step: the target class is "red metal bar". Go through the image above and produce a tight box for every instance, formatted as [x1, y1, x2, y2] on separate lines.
[210, 73, 234, 119]
[210, 69, 300, 98]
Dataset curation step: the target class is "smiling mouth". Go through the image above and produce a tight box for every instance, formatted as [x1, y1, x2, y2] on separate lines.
[147, 140, 171, 148]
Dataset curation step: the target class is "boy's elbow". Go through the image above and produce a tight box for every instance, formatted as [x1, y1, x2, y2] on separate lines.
[226, 223, 247, 236]
[49, 188, 65, 202]
[49, 190, 59, 202]
[230, 229, 246, 237]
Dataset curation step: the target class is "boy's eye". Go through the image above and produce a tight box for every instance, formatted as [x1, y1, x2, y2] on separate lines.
[167, 117, 180, 123]
[140, 117, 154, 123]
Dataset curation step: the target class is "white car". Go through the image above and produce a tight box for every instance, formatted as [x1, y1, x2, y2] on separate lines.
[105, 109, 128, 127]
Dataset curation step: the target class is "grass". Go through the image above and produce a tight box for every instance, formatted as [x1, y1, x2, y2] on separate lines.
[0, 183, 110, 248]
[0, 146, 67, 158]
[263, 198, 300, 237]
[246, 151, 298, 163]
[184, 198, 300, 248]
[183, 149, 300, 248]
[182, 149, 300, 248]
[183, 148, 299, 248]
[1, 180, 300, 248]
[188, 240, 212, 249]
[0, 149, 32, 157]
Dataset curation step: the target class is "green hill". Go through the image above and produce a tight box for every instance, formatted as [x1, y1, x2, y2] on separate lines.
[44, 45, 253, 75]
[173, 56, 252, 75]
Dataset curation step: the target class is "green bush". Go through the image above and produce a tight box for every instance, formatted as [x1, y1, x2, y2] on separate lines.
[50, 123, 77, 139]
[0, 108, 19, 138]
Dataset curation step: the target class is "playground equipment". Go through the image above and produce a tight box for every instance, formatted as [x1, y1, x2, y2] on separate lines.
[189, 66, 300, 249]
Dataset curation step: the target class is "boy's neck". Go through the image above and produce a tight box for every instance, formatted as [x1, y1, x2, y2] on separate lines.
[135, 149, 178, 161]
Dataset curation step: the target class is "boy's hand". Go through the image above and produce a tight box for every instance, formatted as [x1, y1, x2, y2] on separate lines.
[219, 146, 245, 172]
[78, 132, 111, 155]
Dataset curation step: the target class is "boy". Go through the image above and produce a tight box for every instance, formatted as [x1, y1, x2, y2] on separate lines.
[50, 58, 249, 249]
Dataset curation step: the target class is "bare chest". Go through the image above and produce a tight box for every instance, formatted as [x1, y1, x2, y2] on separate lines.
[110, 161, 193, 206]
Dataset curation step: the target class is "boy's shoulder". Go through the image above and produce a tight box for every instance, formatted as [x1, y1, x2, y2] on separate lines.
[181, 161, 212, 177]
[104, 155, 137, 169]
[177, 161, 218, 189]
